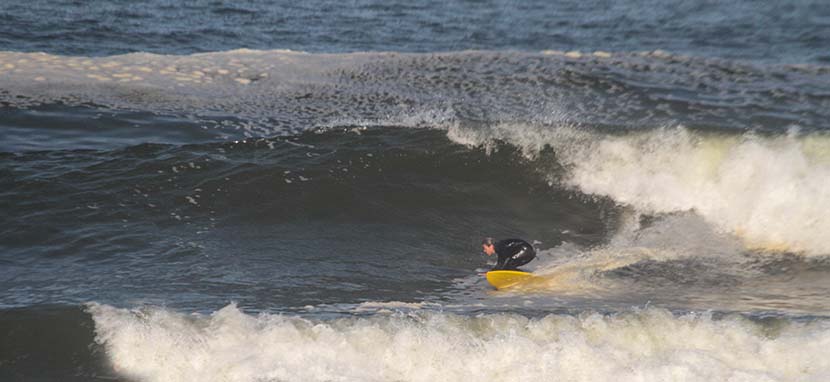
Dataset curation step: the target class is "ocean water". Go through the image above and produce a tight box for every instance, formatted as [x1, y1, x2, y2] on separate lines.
[2, 1, 830, 381]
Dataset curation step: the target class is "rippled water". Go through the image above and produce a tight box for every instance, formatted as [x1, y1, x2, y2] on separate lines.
[2, 1, 830, 381]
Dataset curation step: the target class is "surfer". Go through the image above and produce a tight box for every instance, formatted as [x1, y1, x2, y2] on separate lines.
[481, 237, 536, 270]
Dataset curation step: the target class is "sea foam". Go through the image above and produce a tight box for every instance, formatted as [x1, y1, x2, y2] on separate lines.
[88, 303, 830, 382]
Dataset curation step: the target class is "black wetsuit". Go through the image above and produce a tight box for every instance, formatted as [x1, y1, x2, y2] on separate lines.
[492, 239, 536, 270]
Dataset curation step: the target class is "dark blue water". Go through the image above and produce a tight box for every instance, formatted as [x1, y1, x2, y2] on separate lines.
[2, 0, 829, 63]
[3, 1, 830, 381]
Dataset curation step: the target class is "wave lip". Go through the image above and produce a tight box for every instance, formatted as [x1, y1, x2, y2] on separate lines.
[88, 303, 830, 382]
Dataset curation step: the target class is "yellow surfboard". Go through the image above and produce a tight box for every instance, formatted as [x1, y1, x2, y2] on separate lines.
[485, 270, 536, 289]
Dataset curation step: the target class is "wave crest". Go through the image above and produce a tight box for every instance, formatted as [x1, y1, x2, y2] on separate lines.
[446, 123, 830, 256]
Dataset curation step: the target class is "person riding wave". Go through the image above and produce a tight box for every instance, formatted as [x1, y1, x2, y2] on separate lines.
[481, 237, 536, 271]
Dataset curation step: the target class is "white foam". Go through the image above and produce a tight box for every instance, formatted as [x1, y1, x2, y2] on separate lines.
[88, 303, 830, 382]
[445, 123, 830, 256]
[0, 49, 366, 122]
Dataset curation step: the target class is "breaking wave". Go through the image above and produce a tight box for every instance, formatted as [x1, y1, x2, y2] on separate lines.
[88, 303, 830, 382]
[446, 123, 830, 256]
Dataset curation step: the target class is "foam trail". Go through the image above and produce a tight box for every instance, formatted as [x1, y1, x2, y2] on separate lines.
[88, 303, 830, 382]
[446, 124, 830, 256]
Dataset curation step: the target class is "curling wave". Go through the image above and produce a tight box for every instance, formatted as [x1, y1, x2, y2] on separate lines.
[446, 123, 830, 256]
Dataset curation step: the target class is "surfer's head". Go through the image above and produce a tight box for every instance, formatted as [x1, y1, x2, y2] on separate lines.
[481, 237, 496, 256]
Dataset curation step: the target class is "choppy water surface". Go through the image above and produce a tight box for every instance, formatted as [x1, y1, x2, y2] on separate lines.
[2, 1, 830, 381]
